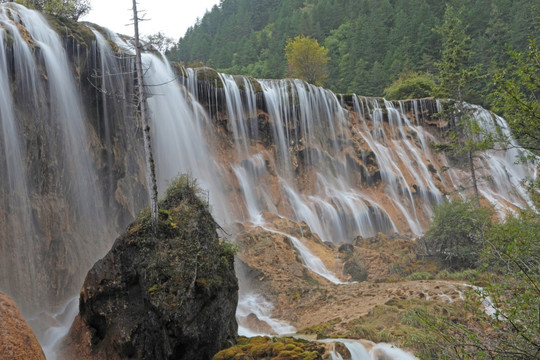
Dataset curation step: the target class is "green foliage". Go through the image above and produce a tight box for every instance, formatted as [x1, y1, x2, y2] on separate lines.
[415, 209, 540, 359]
[299, 318, 342, 339]
[491, 39, 540, 154]
[434, 269, 479, 282]
[144, 32, 175, 53]
[167, 0, 537, 98]
[344, 297, 469, 357]
[13, 0, 90, 20]
[212, 336, 322, 360]
[405, 271, 434, 281]
[434, 5, 478, 100]
[284, 35, 329, 86]
[126, 174, 237, 307]
[384, 71, 436, 100]
[421, 199, 492, 270]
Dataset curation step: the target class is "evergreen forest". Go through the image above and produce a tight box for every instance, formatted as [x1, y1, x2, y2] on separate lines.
[167, 0, 539, 104]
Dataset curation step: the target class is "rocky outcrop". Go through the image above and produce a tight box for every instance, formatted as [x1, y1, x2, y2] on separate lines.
[0, 293, 46, 360]
[61, 176, 238, 360]
[234, 215, 465, 334]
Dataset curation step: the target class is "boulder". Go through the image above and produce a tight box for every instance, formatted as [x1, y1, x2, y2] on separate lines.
[0, 293, 46, 360]
[62, 176, 238, 360]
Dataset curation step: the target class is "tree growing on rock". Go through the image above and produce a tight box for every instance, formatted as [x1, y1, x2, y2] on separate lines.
[285, 35, 329, 86]
[491, 39, 540, 155]
[9, 0, 90, 20]
[433, 5, 493, 207]
[384, 71, 437, 100]
[145, 32, 175, 53]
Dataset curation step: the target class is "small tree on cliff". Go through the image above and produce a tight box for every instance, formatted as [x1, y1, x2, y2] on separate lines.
[490, 39, 540, 207]
[284, 35, 329, 86]
[491, 39, 540, 155]
[434, 5, 492, 207]
[11, 0, 90, 20]
[132, 0, 159, 233]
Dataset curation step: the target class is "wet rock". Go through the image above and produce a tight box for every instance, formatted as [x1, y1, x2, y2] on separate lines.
[0, 293, 46, 360]
[344, 260, 368, 282]
[241, 313, 276, 335]
[338, 243, 354, 254]
[62, 176, 238, 360]
[334, 342, 351, 359]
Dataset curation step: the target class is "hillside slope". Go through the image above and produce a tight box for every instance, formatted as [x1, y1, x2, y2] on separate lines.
[167, 0, 539, 99]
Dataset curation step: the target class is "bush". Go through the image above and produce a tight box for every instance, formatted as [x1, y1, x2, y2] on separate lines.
[420, 200, 492, 270]
[384, 71, 436, 100]
[15, 0, 90, 20]
[405, 271, 434, 281]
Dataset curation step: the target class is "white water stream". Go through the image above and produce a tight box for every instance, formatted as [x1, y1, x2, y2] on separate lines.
[0, 4, 537, 358]
[323, 339, 418, 360]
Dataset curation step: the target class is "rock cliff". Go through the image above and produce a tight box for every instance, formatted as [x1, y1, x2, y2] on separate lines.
[61, 176, 238, 360]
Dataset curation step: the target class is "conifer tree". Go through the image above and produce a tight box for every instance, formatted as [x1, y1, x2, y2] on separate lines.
[434, 5, 492, 206]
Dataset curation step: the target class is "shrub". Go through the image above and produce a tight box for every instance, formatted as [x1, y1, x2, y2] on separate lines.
[420, 199, 492, 270]
[384, 71, 436, 100]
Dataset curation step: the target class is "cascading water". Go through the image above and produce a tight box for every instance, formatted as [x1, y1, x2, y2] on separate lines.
[0, 3, 116, 320]
[0, 4, 537, 358]
[324, 339, 419, 360]
[0, 16, 37, 308]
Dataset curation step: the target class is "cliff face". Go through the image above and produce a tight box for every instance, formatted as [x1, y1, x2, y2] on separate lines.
[0, 4, 147, 315]
[0, 4, 535, 343]
[62, 176, 238, 360]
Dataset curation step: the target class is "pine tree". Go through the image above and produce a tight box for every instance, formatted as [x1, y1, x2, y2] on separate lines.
[434, 5, 492, 207]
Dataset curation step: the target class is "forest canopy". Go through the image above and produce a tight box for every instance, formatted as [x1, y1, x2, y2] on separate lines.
[167, 0, 539, 103]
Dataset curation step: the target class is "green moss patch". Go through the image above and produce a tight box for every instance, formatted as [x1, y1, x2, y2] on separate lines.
[213, 336, 324, 360]
[124, 174, 236, 309]
[45, 14, 95, 48]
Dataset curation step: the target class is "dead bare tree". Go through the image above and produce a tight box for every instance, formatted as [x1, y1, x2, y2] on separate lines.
[132, 0, 158, 233]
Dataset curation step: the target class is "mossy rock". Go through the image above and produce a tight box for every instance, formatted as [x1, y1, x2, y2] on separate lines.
[196, 67, 224, 88]
[171, 62, 187, 79]
[298, 318, 342, 339]
[45, 14, 95, 48]
[213, 336, 324, 360]
[77, 174, 238, 360]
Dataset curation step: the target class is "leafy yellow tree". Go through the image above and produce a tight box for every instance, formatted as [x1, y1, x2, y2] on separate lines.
[284, 35, 329, 86]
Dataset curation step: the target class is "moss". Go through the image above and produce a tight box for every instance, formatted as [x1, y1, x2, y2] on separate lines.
[196, 67, 224, 88]
[341, 297, 470, 357]
[231, 74, 263, 94]
[45, 14, 95, 48]
[299, 318, 342, 339]
[212, 336, 324, 360]
[170, 62, 187, 79]
[435, 269, 479, 282]
[405, 271, 435, 281]
[123, 174, 236, 310]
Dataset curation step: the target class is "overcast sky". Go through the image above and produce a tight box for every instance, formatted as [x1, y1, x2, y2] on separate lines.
[81, 0, 221, 41]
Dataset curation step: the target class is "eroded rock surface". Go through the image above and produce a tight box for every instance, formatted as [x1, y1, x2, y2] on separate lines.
[61, 177, 238, 360]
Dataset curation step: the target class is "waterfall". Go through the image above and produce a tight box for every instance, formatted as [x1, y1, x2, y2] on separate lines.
[0, 3, 537, 356]
[324, 339, 419, 360]
[0, 3, 115, 319]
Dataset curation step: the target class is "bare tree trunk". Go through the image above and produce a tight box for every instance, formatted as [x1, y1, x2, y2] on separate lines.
[132, 0, 158, 232]
[469, 149, 480, 208]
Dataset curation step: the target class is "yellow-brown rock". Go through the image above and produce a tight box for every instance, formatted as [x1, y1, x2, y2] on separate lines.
[0, 292, 46, 360]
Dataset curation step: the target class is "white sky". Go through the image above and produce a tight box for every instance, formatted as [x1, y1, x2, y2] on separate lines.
[81, 0, 221, 41]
